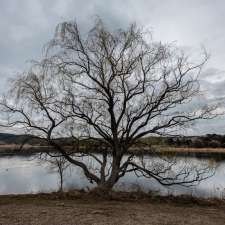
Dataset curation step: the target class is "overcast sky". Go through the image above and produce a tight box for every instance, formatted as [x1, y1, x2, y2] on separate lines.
[1, 0, 225, 135]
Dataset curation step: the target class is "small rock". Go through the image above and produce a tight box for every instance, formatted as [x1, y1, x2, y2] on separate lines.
[56, 202, 65, 207]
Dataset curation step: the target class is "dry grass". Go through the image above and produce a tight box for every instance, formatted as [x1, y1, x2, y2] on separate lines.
[1, 144, 225, 154]
[157, 146, 225, 153]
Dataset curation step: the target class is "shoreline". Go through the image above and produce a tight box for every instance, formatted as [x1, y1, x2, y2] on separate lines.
[0, 189, 224, 204]
[1, 145, 225, 160]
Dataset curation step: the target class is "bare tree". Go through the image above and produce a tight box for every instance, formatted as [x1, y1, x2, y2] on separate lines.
[0, 19, 216, 191]
[38, 154, 70, 192]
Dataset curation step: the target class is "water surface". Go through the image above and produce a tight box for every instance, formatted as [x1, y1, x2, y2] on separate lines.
[0, 155, 225, 198]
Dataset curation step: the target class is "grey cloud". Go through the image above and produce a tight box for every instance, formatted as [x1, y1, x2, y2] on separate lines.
[200, 68, 225, 80]
[200, 68, 225, 102]
[1, 0, 225, 134]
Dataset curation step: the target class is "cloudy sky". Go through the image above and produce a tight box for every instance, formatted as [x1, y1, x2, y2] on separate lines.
[1, 0, 225, 135]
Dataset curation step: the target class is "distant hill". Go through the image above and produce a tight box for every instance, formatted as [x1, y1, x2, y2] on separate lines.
[0, 133, 46, 145]
[135, 134, 225, 148]
[0, 133, 78, 146]
[0, 133, 225, 148]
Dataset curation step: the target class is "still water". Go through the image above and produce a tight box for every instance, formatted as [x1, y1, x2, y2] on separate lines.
[0, 154, 225, 198]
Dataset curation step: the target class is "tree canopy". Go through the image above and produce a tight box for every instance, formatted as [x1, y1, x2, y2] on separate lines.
[0, 19, 215, 190]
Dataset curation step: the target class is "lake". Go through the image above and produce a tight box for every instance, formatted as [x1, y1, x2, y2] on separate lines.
[0, 154, 225, 198]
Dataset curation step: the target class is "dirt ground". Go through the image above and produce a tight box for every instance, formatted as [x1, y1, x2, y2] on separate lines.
[0, 192, 225, 225]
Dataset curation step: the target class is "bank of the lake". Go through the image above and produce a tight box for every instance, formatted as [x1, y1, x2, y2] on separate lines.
[0, 191, 225, 225]
[1, 145, 225, 160]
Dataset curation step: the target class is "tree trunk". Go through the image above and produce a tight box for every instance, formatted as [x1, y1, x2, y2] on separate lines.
[59, 169, 63, 192]
[94, 153, 122, 193]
